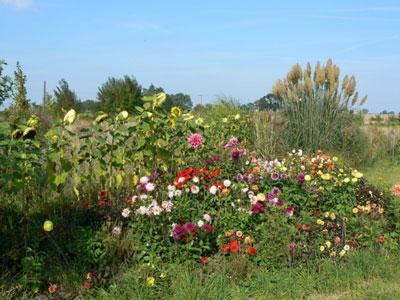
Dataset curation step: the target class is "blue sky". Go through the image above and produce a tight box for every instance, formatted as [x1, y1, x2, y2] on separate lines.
[1, 0, 399, 112]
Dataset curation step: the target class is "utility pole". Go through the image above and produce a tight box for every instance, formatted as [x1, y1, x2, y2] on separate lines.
[42, 80, 46, 112]
[198, 94, 204, 106]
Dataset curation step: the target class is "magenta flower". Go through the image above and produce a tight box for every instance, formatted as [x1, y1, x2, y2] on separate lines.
[184, 222, 196, 232]
[296, 173, 305, 184]
[285, 206, 294, 217]
[225, 137, 238, 148]
[251, 201, 265, 214]
[231, 148, 245, 161]
[271, 172, 279, 180]
[202, 224, 213, 234]
[272, 187, 281, 195]
[188, 133, 203, 149]
[280, 173, 288, 180]
[172, 224, 186, 241]
[267, 193, 275, 203]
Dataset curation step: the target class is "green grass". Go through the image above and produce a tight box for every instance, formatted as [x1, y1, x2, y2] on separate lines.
[93, 249, 400, 300]
[364, 159, 400, 189]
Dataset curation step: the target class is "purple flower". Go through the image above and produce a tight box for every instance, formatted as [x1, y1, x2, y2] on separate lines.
[172, 225, 186, 241]
[148, 172, 159, 181]
[202, 224, 213, 234]
[272, 187, 281, 195]
[271, 172, 279, 180]
[237, 173, 246, 181]
[267, 193, 275, 202]
[184, 222, 196, 232]
[280, 173, 288, 180]
[275, 198, 284, 207]
[296, 173, 305, 184]
[231, 148, 245, 161]
[225, 137, 238, 149]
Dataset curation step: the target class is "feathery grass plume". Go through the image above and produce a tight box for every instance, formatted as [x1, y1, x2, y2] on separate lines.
[287, 64, 303, 84]
[342, 75, 349, 90]
[351, 92, 359, 106]
[306, 62, 312, 78]
[272, 80, 286, 101]
[304, 77, 313, 96]
[359, 95, 368, 106]
[275, 59, 368, 153]
[345, 76, 356, 97]
[314, 62, 326, 87]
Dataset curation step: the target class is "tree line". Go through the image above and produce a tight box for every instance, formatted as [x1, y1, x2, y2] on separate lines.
[0, 60, 193, 123]
[0, 59, 282, 125]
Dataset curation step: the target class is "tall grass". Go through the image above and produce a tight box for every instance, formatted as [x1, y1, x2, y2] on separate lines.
[280, 90, 353, 154]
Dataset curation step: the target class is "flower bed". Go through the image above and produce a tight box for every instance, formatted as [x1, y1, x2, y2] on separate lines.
[0, 95, 396, 296]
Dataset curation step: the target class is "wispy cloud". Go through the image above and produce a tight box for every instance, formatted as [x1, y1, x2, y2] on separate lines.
[1, 0, 32, 9]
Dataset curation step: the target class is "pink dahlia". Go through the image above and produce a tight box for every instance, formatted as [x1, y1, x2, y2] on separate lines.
[188, 133, 203, 149]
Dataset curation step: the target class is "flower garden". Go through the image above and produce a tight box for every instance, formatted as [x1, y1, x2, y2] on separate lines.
[0, 93, 399, 299]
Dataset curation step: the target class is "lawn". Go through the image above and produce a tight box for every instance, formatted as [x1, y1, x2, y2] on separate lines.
[93, 249, 400, 300]
[365, 159, 400, 188]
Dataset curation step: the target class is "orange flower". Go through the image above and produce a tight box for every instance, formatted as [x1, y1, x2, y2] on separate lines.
[251, 185, 259, 191]
[377, 236, 385, 244]
[253, 166, 261, 174]
[226, 231, 234, 237]
[392, 184, 400, 197]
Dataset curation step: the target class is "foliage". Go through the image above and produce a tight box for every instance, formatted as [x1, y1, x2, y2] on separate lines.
[97, 75, 142, 113]
[8, 62, 30, 124]
[0, 59, 13, 107]
[253, 93, 280, 111]
[0, 91, 397, 298]
[54, 79, 80, 114]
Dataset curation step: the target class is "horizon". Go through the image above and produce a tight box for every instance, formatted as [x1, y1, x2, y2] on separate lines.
[1, 0, 400, 113]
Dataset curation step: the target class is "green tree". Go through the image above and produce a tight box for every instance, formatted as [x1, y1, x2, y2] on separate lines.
[79, 99, 100, 113]
[97, 75, 142, 113]
[254, 93, 279, 111]
[0, 60, 13, 107]
[54, 79, 80, 114]
[43, 92, 57, 116]
[9, 62, 30, 123]
[164, 93, 192, 111]
[143, 84, 164, 97]
[143, 84, 192, 111]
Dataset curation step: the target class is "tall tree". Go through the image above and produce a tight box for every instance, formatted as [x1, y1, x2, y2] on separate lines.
[164, 93, 192, 111]
[0, 59, 13, 107]
[97, 75, 142, 113]
[143, 84, 192, 111]
[9, 62, 30, 123]
[254, 93, 279, 111]
[54, 79, 80, 114]
[142, 84, 164, 97]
